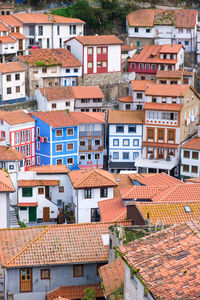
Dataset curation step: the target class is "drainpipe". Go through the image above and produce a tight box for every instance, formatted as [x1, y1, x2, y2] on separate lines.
[4, 268, 8, 300]
[76, 190, 79, 223]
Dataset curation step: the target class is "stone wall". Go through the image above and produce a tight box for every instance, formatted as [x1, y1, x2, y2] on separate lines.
[0, 100, 37, 112]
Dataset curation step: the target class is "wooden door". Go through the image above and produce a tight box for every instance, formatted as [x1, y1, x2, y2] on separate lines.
[29, 207, 36, 222]
[20, 268, 32, 292]
[43, 207, 50, 222]
[88, 139, 92, 151]
[19, 39, 23, 51]
[45, 186, 50, 199]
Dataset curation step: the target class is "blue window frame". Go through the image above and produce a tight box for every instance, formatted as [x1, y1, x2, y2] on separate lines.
[74, 68, 78, 73]
[113, 139, 119, 146]
[133, 152, 139, 159]
[66, 69, 70, 73]
[129, 125, 136, 133]
[123, 152, 129, 159]
[116, 126, 124, 133]
[123, 139, 129, 146]
[133, 139, 139, 146]
[113, 152, 119, 159]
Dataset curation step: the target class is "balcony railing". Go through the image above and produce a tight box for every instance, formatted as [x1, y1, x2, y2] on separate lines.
[79, 131, 103, 137]
[79, 146, 103, 152]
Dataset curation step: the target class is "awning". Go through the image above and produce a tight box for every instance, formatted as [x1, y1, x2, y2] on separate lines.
[18, 202, 38, 207]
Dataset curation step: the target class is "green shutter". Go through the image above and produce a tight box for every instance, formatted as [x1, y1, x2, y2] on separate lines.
[22, 188, 33, 197]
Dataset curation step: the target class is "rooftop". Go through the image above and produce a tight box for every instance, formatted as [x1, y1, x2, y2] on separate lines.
[32, 111, 79, 127]
[119, 220, 200, 299]
[71, 112, 105, 124]
[29, 164, 69, 174]
[156, 69, 183, 79]
[0, 62, 25, 74]
[39, 87, 75, 101]
[160, 43, 183, 53]
[0, 15, 23, 27]
[118, 95, 133, 103]
[99, 197, 126, 222]
[131, 80, 153, 91]
[0, 35, 16, 44]
[145, 83, 189, 97]
[66, 35, 124, 45]
[72, 85, 104, 99]
[108, 110, 143, 124]
[144, 102, 181, 111]
[129, 172, 184, 186]
[0, 169, 15, 192]
[0, 145, 25, 161]
[180, 137, 200, 151]
[120, 185, 168, 200]
[0, 110, 34, 125]
[18, 180, 60, 187]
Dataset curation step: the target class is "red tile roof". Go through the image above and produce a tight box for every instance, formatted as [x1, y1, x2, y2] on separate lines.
[160, 44, 183, 53]
[0, 62, 25, 74]
[0, 221, 131, 268]
[18, 49, 81, 68]
[72, 86, 104, 99]
[10, 32, 26, 40]
[0, 35, 16, 44]
[112, 173, 133, 198]
[0, 22, 9, 31]
[180, 137, 200, 150]
[69, 169, 117, 189]
[39, 87, 75, 101]
[99, 197, 126, 222]
[119, 220, 200, 299]
[144, 102, 181, 111]
[0, 15, 23, 27]
[32, 111, 79, 127]
[118, 95, 133, 103]
[99, 258, 124, 299]
[14, 13, 85, 24]
[156, 69, 183, 79]
[47, 284, 104, 300]
[0, 145, 25, 161]
[29, 164, 69, 174]
[129, 172, 184, 186]
[120, 185, 168, 200]
[127, 9, 155, 27]
[108, 110, 143, 124]
[122, 44, 137, 51]
[67, 35, 124, 45]
[142, 141, 179, 149]
[71, 112, 105, 124]
[185, 177, 200, 183]
[145, 83, 189, 97]
[0, 169, 15, 192]
[131, 80, 153, 91]
[18, 202, 38, 207]
[0, 110, 34, 125]
[18, 180, 60, 187]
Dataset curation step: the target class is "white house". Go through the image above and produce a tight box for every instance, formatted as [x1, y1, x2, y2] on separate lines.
[108, 110, 143, 173]
[0, 61, 26, 104]
[68, 168, 118, 223]
[13, 13, 85, 49]
[126, 9, 198, 52]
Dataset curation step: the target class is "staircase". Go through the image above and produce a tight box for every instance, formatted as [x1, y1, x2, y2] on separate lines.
[9, 209, 19, 228]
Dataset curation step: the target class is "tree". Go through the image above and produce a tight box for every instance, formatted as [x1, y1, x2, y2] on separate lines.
[82, 288, 96, 300]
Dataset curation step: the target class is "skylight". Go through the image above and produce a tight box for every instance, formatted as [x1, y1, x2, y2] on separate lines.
[184, 206, 192, 213]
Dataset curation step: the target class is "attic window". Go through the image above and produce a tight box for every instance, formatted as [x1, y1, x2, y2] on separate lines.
[56, 50, 61, 54]
[184, 206, 192, 213]
[132, 180, 141, 186]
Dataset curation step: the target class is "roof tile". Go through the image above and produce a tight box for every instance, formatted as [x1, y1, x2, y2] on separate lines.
[108, 110, 143, 124]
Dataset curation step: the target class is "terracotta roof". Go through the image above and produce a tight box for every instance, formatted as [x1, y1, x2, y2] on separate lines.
[71, 112, 105, 124]
[129, 172, 184, 186]
[135, 202, 200, 225]
[183, 69, 194, 76]
[0, 146, 25, 161]
[39, 87, 74, 101]
[0, 22, 9, 31]
[10, 32, 26, 40]
[144, 102, 181, 111]
[120, 185, 168, 200]
[119, 220, 200, 299]
[47, 284, 104, 300]
[185, 177, 200, 183]
[32, 111, 79, 127]
[145, 83, 189, 97]
[69, 169, 117, 189]
[131, 80, 153, 91]
[0, 169, 15, 192]
[0, 35, 16, 44]
[180, 137, 200, 150]
[18, 180, 60, 187]
[0, 15, 23, 27]
[127, 9, 197, 28]
[14, 13, 84, 24]
[18, 202, 38, 207]
[18, 49, 81, 68]
[99, 258, 124, 299]
[156, 69, 183, 79]
[67, 35, 124, 45]
[118, 95, 133, 103]
[72, 85, 104, 99]
[99, 197, 126, 222]
[0, 62, 25, 74]
[112, 173, 133, 198]
[29, 164, 69, 174]
[142, 141, 179, 149]
[0, 221, 131, 268]
[122, 44, 137, 51]
[160, 44, 183, 53]
[108, 110, 143, 124]
[0, 110, 34, 125]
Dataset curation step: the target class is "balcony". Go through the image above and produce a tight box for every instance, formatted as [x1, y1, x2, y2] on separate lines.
[79, 145, 103, 152]
[79, 131, 103, 137]
[135, 155, 179, 171]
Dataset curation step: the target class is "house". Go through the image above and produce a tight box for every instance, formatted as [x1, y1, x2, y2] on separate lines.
[156, 68, 194, 86]
[128, 44, 184, 80]
[13, 13, 85, 49]
[65, 35, 123, 84]
[0, 144, 25, 173]
[0, 221, 130, 300]
[34, 85, 105, 112]
[0, 110, 35, 168]
[0, 169, 15, 228]
[0, 1, 14, 15]
[32, 111, 79, 170]
[0, 62, 26, 104]
[68, 168, 118, 223]
[121, 44, 137, 72]
[108, 110, 143, 173]
[119, 220, 200, 299]
[126, 9, 198, 51]
[18, 48, 82, 96]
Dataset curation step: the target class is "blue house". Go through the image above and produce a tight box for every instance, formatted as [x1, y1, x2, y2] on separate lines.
[108, 110, 144, 173]
[32, 111, 79, 170]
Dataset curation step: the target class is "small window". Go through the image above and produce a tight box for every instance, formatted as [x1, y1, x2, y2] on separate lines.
[42, 67, 47, 73]
[37, 156, 40, 164]
[116, 126, 123, 133]
[67, 143, 74, 150]
[74, 68, 78, 73]
[80, 155, 85, 160]
[123, 152, 129, 159]
[88, 47, 93, 55]
[129, 126, 136, 133]
[95, 154, 100, 160]
[38, 187, 44, 195]
[100, 188, 107, 198]
[65, 102, 70, 107]
[97, 47, 101, 54]
[182, 164, 189, 172]
[191, 165, 198, 173]
[22, 187, 32, 197]
[41, 269, 50, 280]
[67, 128, 74, 136]
[183, 150, 190, 158]
[113, 139, 119, 146]
[56, 129, 63, 137]
[15, 74, 20, 80]
[134, 27, 139, 33]
[56, 144, 63, 151]
[152, 64, 156, 70]
[7, 87, 11, 94]
[113, 152, 119, 159]
[136, 93, 142, 99]
[146, 28, 151, 33]
[56, 159, 63, 165]
[192, 152, 198, 160]
[126, 104, 131, 110]
[67, 157, 73, 164]
[91, 208, 100, 222]
[59, 186, 64, 193]
[133, 139, 139, 146]
[102, 61, 107, 67]
[139, 63, 144, 69]
[88, 62, 93, 68]
[145, 64, 150, 69]
[73, 265, 84, 277]
[184, 206, 192, 213]
[102, 47, 107, 54]
[66, 69, 70, 73]
[84, 189, 91, 199]
[95, 140, 100, 146]
[9, 165, 14, 170]
[6, 75, 11, 82]
[52, 103, 57, 109]
[97, 61, 102, 68]
[123, 139, 129, 146]
[80, 141, 86, 146]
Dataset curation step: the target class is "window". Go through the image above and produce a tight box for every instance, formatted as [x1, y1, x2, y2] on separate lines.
[123, 139, 129, 146]
[37, 156, 40, 164]
[97, 47, 101, 54]
[191, 165, 198, 173]
[88, 62, 93, 69]
[15, 73, 20, 80]
[1, 131, 5, 139]
[7, 87, 11, 94]
[102, 61, 107, 67]
[20, 269, 32, 292]
[21, 130, 25, 143]
[80, 155, 85, 160]
[73, 265, 84, 277]
[26, 144, 31, 156]
[56, 159, 63, 165]
[73, 68, 78, 73]
[182, 164, 189, 172]
[95, 154, 100, 160]
[133, 139, 139, 146]
[67, 128, 74, 136]
[133, 152, 139, 159]
[91, 208, 100, 222]
[113, 139, 119, 146]
[168, 130, 175, 142]
[20, 207, 27, 211]
[84, 189, 91, 198]
[126, 104, 131, 110]
[56, 144, 63, 151]
[16, 86, 20, 93]
[6, 75, 11, 81]
[136, 93, 142, 99]
[129, 126, 136, 133]
[80, 141, 86, 146]
[56, 129, 63, 137]
[22, 187, 32, 197]
[100, 188, 107, 198]
[38, 25, 43, 35]
[158, 129, 164, 141]
[66, 68, 70, 73]
[67, 143, 74, 150]
[95, 140, 100, 146]
[116, 126, 123, 133]
[113, 152, 119, 159]
[152, 64, 156, 70]
[9, 165, 14, 170]
[42, 67, 47, 73]
[192, 151, 198, 160]
[59, 186, 64, 193]
[52, 103, 57, 109]
[184, 206, 192, 213]
[88, 47, 93, 55]
[139, 63, 144, 69]
[97, 61, 101, 68]
[26, 129, 30, 142]
[41, 269, 50, 280]
[88, 154, 91, 160]
[65, 102, 70, 107]
[57, 25, 60, 35]
[147, 128, 154, 140]
[47, 38, 50, 48]
[185, 41, 189, 46]
[38, 187, 44, 195]
[131, 63, 136, 69]
[123, 152, 129, 159]
[37, 142, 40, 150]
[134, 27, 139, 32]
[146, 28, 151, 33]
[15, 132, 19, 144]
[137, 104, 142, 110]
[145, 64, 150, 69]
[67, 157, 73, 164]
[103, 47, 107, 54]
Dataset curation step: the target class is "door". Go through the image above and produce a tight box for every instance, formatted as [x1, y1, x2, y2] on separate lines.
[20, 268, 32, 292]
[45, 186, 50, 199]
[88, 139, 92, 151]
[19, 39, 23, 51]
[29, 207, 36, 222]
[43, 207, 50, 222]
